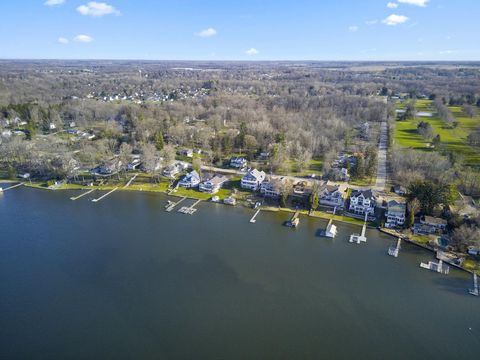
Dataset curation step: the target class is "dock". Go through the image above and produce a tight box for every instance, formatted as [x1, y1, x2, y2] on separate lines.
[178, 199, 202, 215]
[285, 211, 300, 228]
[0, 182, 24, 192]
[349, 212, 368, 244]
[388, 238, 402, 257]
[250, 208, 261, 223]
[123, 174, 138, 188]
[420, 259, 450, 274]
[92, 187, 118, 203]
[166, 196, 187, 212]
[318, 207, 338, 237]
[70, 189, 94, 201]
[469, 273, 479, 296]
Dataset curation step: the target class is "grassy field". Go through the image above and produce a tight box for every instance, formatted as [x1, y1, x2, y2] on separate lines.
[393, 100, 480, 166]
[279, 158, 323, 177]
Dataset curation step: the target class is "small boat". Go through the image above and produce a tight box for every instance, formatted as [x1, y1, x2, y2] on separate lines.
[211, 196, 220, 203]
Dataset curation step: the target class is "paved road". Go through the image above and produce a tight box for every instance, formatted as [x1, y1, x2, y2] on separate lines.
[374, 121, 388, 192]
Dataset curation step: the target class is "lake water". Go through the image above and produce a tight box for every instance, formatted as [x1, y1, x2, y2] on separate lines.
[1, 187, 479, 359]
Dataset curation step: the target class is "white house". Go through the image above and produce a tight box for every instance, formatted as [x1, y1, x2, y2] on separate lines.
[385, 200, 406, 228]
[349, 189, 376, 216]
[319, 183, 346, 208]
[178, 170, 201, 188]
[241, 169, 266, 191]
[199, 175, 228, 194]
[230, 157, 247, 169]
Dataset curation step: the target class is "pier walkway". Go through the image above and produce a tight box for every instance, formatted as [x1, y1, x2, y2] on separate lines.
[470, 273, 479, 296]
[285, 211, 300, 228]
[70, 189, 94, 201]
[178, 199, 202, 215]
[92, 187, 118, 203]
[123, 174, 138, 188]
[250, 209, 261, 223]
[166, 197, 187, 212]
[388, 238, 402, 257]
[0, 183, 24, 192]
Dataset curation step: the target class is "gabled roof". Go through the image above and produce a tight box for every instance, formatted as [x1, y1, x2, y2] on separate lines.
[351, 189, 375, 199]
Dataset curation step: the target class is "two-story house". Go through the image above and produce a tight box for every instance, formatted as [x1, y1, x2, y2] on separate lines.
[260, 176, 286, 199]
[241, 169, 266, 191]
[199, 175, 228, 194]
[318, 183, 347, 209]
[178, 170, 201, 188]
[385, 200, 406, 228]
[349, 189, 376, 216]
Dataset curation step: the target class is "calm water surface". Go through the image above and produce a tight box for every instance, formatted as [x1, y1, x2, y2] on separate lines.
[1, 187, 479, 359]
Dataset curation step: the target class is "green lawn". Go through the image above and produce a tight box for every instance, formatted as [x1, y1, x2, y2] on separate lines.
[279, 158, 323, 177]
[393, 99, 480, 166]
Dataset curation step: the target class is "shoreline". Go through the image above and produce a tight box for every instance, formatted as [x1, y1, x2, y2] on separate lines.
[10, 180, 480, 276]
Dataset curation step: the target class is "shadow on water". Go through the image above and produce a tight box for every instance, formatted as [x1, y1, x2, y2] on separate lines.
[432, 276, 472, 297]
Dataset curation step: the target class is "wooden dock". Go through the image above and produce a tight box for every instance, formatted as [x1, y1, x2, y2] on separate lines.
[0, 182, 24, 192]
[285, 211, 300, 228]
[249, 209, 261, 223]
[92, 187, 118, 203]
[178, 199, 202, 215]
[70, 189, 94, 201]
[388, 238, 402, 257]
[166, 196, 187, 212]
[469, 273, 479, 296]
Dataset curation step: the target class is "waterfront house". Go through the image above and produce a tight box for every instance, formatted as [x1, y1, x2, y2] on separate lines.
[260, 176, 287, 199]
[241, 169, 266, 191]
[178, 170, 201, 188]
[413, 216, 447, 234]
[291, 181, 313, 202]
[199, 175, 228, 194]
[318, 183, 347, 208]
[348, 189, 376, 216]
[385, 200, 406, 228]
[420, 216, 447, 232]
[230, 156, 247, 169]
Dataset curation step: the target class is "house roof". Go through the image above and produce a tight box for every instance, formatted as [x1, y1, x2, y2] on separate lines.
[351, 189, 375, 200]
[244, 168, 265, 180]
[422, 215, 447, 225]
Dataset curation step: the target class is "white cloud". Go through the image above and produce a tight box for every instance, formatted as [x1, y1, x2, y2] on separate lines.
[348, 25, 359, 32]
[77, 2, 120, 17]
[365, 20, 378, 25]
[382, 14, 409, 26]
[58, 37, 69, 44]
[195, 28, 217, 38]
[398, 0, 429, 6]
[44, 0, 65, 6]
[387, 2, 398, 8]
[74, 34, 94, 43]
[245, 48, 259, 56]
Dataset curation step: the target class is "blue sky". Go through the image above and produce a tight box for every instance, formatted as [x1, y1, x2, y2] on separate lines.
[1, 0, 479, 60]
